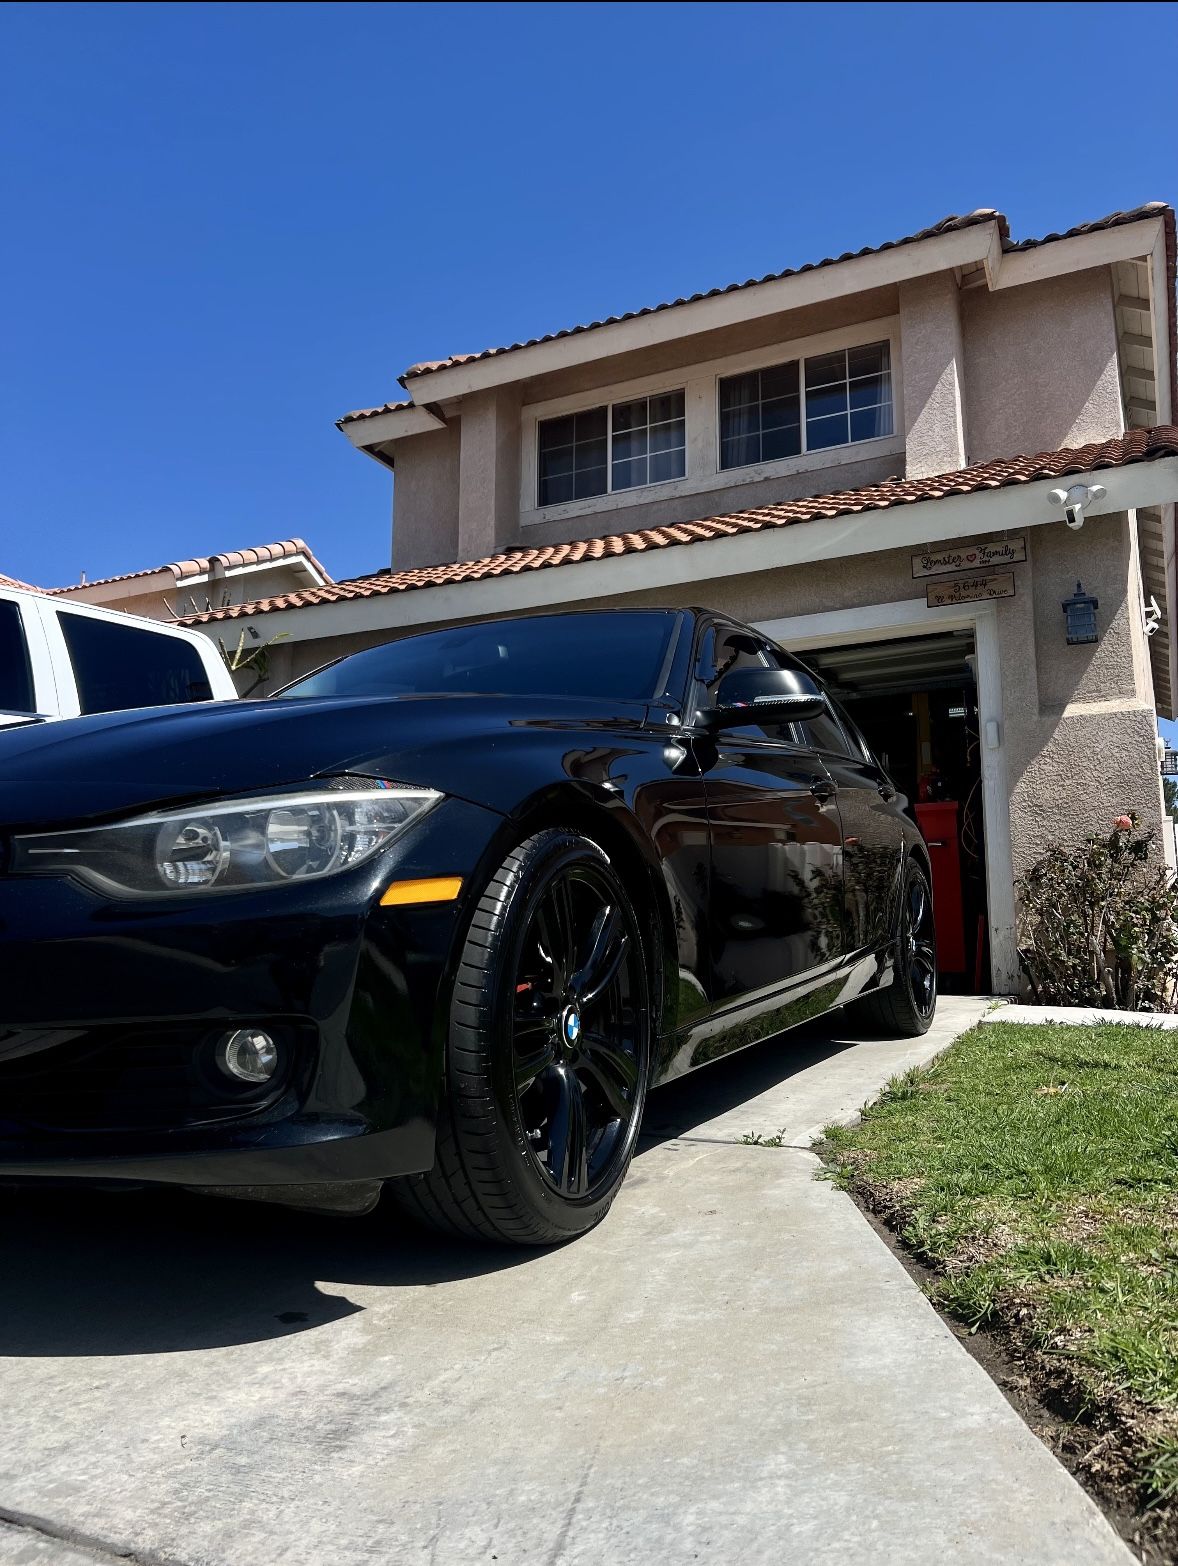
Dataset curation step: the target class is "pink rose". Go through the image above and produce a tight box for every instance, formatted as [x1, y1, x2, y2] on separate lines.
[1113, 815, 1133, 831]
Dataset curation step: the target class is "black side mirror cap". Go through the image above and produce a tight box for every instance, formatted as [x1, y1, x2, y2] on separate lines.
[700, 667, 828, 730]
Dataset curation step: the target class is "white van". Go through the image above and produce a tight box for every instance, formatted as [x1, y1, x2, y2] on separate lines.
[0, 583, 236, 729]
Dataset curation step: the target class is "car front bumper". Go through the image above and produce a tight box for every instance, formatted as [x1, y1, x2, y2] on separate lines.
[0, 795, 505, 1204]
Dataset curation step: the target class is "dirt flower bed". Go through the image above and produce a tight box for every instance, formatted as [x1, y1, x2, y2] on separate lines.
[823, 1020, 1178, 1560]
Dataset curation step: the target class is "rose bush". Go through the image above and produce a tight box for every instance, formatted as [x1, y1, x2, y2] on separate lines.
[1017, 812, 1178, 1010]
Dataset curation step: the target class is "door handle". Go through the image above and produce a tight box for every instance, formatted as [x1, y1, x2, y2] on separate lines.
[809, 776, 836, 803]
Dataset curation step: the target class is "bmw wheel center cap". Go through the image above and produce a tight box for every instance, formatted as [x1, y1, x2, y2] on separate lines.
[562, 1006, 582, 1050]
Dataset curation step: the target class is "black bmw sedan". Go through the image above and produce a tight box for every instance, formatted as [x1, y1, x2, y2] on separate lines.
[0, 608, 935, 1244]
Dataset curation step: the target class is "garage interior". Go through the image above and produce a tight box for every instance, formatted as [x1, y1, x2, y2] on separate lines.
[804, 630, 989, 992]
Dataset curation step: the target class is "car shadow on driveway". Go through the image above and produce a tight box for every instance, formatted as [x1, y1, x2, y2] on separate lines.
[0, 1021, 861, 1360]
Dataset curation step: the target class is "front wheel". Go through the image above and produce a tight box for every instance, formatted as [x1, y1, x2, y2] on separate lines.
[392, 829, 652, 1245]
[848, 858, 937, 1037]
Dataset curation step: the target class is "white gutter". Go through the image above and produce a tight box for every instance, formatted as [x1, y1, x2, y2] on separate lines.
[188, 454, 1178, 648]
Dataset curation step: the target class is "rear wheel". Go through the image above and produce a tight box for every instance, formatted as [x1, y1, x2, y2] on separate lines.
[848, 859, 937, 1037]
[392, 829, 652, 1245]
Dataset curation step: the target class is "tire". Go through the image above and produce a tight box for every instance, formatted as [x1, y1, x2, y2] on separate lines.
[391, 829, 653, 1246]
[847, 858, 937, 1037]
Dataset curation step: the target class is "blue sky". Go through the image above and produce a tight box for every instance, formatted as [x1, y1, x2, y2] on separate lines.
[1, 1, 1175, 603]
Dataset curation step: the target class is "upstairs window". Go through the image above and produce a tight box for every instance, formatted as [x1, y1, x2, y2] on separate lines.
[537, 390, 685, 506]
[719, 340, 893, 471]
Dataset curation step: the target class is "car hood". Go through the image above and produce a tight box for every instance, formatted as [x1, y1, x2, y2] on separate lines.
[0, 692, 653, 830]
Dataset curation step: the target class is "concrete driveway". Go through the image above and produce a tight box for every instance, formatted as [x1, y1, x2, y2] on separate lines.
[0, 997, 1131, 1566]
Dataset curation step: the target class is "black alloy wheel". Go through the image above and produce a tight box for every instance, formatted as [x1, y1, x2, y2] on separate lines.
[392, 830, 652, 1245]
[511, 854, 645, 1198]
[847, 858, 937, 1038]
[905, 869, 937, 1023]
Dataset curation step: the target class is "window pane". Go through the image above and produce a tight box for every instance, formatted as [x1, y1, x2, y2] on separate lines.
[721, 432, 760, 470]
[612, 455, 648, 490]
[648, 420, 683, 455]
[649, 447, 685, 483]
[539, 471, 575, 506]
[759, 393, 800, 433]
[58, 613, 213, 715]
[848, 341, 889, 379]
[806, 412, 849, 450]
[806, 383, 848, 421]
[849, 373, 890, 410]
[761, 423, 802, 461]
[850, 404, 893, 441]
[612, 426, 648, 463]
[540, 443, 574, 479]
[0, 600, 35, 713]
[573, 436, 607, 473]
[648, 391, 684, 425]
[573, 463, 608, 500]
[805, 349, 846, 389]
[539, 413, 575, 451]
[719, 371, 760, 412]
[612, 397, 646, 434]
[760, 362, 799, 401]
[573, 407, 607, 442]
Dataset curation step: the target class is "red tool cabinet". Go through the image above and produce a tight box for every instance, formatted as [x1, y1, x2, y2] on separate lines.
[914, 800, 965, 974]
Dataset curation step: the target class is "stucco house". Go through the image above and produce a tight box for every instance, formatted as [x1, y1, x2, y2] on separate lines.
[180, 202, 1178, 994]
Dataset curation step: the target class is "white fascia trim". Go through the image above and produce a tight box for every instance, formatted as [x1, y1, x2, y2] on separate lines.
[179, 555, 327, 590]
[188, 454, 1178, 650]
[338, 405, 446, 447]
[990, 218, 1163, 290]
[1148, 225, 1174, 426]
[396, 225, 1000, 402]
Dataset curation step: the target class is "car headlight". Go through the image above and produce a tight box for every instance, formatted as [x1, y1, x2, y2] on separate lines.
[10, 779, 440, 896]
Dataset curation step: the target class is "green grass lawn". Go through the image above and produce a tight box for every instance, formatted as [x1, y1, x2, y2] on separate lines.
[824, 1020, 1178, 1509]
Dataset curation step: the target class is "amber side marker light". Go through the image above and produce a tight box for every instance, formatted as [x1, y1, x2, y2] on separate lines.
[380, 876, 464, 907]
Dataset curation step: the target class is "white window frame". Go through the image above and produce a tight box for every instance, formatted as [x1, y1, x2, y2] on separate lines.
[717, 340, 894, 474]
[518, 315, 903, 529]
[534, 389, 688, 510]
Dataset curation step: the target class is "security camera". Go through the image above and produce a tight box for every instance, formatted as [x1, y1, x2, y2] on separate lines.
[1048, 482, 1108, 530]
[1145, 595, 1162, 637]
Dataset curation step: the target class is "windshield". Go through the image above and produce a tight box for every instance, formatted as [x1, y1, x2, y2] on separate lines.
[277, 611, 680, 704]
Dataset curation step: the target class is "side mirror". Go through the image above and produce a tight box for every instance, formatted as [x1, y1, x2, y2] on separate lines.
[700, 667, 827, 730]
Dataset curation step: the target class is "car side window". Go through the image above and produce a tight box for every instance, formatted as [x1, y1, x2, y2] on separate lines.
[797, 705, 856, 758]
[57, 612, 214, 715]
[0, 600, 36, 714]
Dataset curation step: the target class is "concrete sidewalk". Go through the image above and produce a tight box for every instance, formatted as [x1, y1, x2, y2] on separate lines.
[0, 997, 1131, 1566]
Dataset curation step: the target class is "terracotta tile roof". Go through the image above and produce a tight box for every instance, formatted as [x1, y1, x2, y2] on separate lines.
[176, 427, 1178, 627]
[373, 203, 1170, 392]
[49, 539, 333, 595]
[338, 399, 414, 426]
[0, 571, 43, 593]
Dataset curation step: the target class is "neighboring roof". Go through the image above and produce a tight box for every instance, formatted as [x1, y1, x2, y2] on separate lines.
[0, 570, 43, 593]
[177, 426, 1178, 626]
[49, 538, 333, 595]
[339, 399, 414, 426]
[334, 203, 1173, 422]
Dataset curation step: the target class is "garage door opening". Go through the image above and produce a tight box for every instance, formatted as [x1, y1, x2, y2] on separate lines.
[805, 630, 989, 993]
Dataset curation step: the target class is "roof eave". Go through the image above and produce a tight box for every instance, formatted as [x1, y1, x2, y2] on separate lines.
[181, 446, 1178, 647]
[395, 222, 1002, 402]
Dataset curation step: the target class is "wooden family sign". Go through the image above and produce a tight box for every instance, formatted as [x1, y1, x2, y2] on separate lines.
[912, 537, 1026, 579]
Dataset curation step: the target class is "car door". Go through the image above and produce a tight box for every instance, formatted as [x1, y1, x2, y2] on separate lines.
[792, 686, 903, 955]
[693, 622, 845, 1011]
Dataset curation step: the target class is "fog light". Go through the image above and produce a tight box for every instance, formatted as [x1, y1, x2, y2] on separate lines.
[217, 1028, 279, 1084]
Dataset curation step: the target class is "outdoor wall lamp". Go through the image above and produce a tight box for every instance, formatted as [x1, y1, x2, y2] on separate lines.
[1047, 482, 1107, 530]
[1062, 581, 1100, 645]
